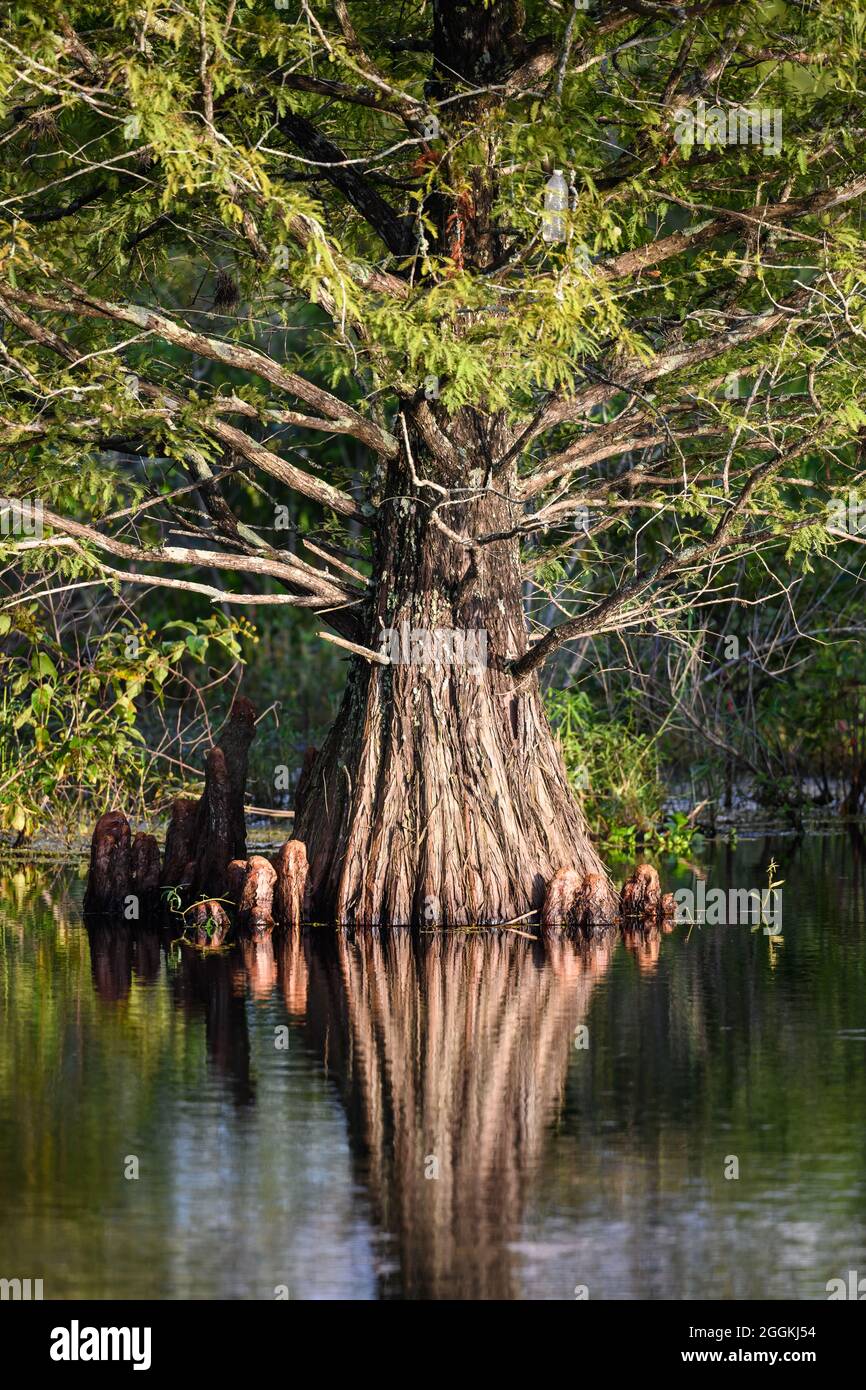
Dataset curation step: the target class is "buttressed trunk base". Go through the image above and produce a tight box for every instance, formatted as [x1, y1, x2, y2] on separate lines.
[83, 443, 659, 933]
[294, 441, 616, 927]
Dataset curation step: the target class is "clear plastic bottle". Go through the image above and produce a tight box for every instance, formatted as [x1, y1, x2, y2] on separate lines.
[542, 169, 568, 242]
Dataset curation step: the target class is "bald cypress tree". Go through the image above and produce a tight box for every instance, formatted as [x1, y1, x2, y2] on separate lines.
[1, 1, 864, 923]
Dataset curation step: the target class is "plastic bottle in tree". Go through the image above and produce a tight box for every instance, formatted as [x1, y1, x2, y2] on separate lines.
[542, 169, 568, 242]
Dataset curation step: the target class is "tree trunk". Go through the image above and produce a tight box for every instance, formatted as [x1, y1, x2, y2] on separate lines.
[295, 417, 615, 926]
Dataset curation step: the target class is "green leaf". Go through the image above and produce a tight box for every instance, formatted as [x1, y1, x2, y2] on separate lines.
[185, 635, 208, 661]
[30, 653, 58, 681]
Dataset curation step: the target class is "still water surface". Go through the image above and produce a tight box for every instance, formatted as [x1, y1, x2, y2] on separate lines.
[1, 833, 865, 1300]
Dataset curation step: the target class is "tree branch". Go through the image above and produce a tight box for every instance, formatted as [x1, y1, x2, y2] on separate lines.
[512, 433, 822, 677]
[2, 281, 399, 458]
[277, 109, 415, 257]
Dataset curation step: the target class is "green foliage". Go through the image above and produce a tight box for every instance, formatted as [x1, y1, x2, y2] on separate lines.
[240, 613, 346, 805]
[1, 0, 866, 841]
[1, 0, 863, 479]
[545, 686, 667, 843]
[754, 642, 866, 810]
[0, 602, 255, 838]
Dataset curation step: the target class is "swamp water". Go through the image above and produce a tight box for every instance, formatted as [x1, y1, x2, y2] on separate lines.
[1, 832, 865, 1300]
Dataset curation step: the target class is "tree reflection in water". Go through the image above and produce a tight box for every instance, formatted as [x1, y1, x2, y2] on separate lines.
[80, 912, 671, 1298]
[286, 928, 621, 1298]
[5, 837, 866, 1300]
[7, 836, 866, 1300]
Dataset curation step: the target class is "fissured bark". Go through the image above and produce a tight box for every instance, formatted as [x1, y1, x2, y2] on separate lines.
[295, 415, 614, 926]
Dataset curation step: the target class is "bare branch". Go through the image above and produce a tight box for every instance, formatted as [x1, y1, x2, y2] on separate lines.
[2, 282, 399, 458]
[512, 433, 823, 678]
